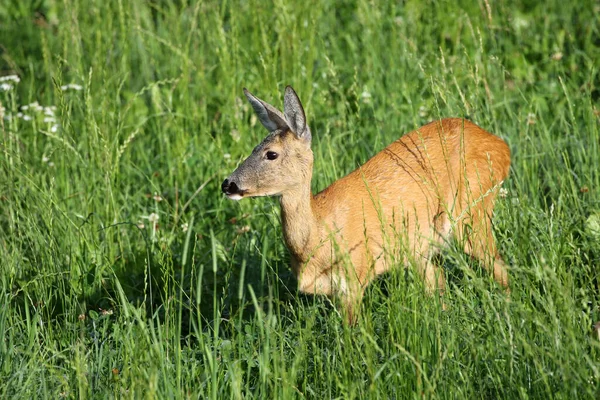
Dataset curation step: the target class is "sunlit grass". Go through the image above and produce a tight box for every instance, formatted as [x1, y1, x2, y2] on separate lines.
[0, 0, 599, 398]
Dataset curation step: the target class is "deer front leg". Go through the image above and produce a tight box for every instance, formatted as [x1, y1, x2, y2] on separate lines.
[330, 272, 366, 325]
[416, 258, 447, 310]
[298, 269, 365, 324]
[297, 268, 335, 297]
[339, 289, 365, 325]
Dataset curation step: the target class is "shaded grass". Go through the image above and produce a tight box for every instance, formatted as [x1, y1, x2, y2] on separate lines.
[0, 0, 599, 398]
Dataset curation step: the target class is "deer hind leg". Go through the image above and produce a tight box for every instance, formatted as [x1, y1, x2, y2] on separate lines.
[457, 200, 509, 291]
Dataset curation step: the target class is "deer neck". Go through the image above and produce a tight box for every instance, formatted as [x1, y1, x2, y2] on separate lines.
[279, 182, 320, 265]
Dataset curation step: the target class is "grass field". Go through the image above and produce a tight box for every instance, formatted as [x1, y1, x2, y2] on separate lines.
[1, 0, 599, 398]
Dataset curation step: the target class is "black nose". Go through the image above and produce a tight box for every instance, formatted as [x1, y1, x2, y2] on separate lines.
[221, 179, 240, 195]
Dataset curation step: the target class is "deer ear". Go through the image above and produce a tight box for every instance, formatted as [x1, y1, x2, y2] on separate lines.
[244, 88, 289, 132]
[284, 86, 311, 142]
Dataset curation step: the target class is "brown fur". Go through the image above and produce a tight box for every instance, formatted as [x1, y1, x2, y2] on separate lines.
[223, 87, 511, 323]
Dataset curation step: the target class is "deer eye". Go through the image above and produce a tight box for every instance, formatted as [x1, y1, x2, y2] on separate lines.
[265, 151, 279, 160]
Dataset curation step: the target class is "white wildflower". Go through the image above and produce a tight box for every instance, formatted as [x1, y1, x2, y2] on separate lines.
[21, 105, 29, 111]
[499, 187, 508, 198]
[61, 83, 83, 91]
[152, 192, 163, 202]
[0, 75, 20, 83]
[181, 222, 189, 233]
[142, 213, 160, 241]
[527, 112, 536, 125]
[44, 117, 55, 123]
[42, 156, 50, 163]
[22, 115, 32, 121]
[44, 106, 56, 116]
[229, 129, 240, 142]
[145, 213, 159, 223]
[419, 105, 429, 118]
[236, 225, 251, 234]
[50, 125, 59, 133]
[223, 153, 231, 160]
[513, 16, 529, 30]
[0, 83, 13, 91]
[586, 214, 600, 240]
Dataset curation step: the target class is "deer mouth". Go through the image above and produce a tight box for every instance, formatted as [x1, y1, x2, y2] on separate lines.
[226, 193, 244, 200]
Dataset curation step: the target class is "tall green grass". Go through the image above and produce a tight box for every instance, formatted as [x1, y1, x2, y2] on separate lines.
[0, 0, 599, 397]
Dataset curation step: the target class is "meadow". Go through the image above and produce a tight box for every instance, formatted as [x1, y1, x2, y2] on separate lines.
[0, 0, 599, 398]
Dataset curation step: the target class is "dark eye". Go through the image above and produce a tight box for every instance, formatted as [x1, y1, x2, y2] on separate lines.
[265, 151, 279, 160]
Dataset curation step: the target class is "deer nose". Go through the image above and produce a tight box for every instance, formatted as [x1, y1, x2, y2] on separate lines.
[221, 179, 240, 195]
[221, 179, 230, 193]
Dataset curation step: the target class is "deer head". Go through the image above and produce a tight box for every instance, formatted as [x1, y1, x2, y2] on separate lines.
[222, 86, 314, 200]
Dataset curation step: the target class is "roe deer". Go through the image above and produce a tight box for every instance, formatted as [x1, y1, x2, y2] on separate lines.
[222, 86, 511, 323]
